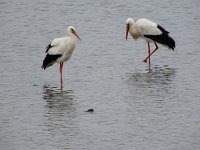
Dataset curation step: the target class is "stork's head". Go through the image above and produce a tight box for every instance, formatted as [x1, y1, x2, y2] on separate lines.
[67, 26, 81, 40]
[125, 18, 134, 40]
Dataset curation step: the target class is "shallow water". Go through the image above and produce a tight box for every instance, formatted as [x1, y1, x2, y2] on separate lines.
[0, 0, 200, 149]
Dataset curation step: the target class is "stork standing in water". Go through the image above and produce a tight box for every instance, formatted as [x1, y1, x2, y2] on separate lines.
[42, 26, 81, 84]
[125, 18, 175, 64]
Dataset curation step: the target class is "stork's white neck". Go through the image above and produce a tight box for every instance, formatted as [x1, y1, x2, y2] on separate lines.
[129, 23, 136, 33]
[129, 22, 140, 40]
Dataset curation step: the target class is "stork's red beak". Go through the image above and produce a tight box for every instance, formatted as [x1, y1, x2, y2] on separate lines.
[73, 31, 81, 41]
[126, 24, 129, 40]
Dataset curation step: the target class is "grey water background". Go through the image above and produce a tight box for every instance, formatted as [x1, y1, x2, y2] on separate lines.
[0, 0, 200, 149]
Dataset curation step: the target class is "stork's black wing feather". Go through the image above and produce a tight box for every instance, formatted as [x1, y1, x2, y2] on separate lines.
[157, 25, 169, 34]
[41, 54, 62, 70]
[46, 43, 53, 53]
[144, 33, 175, 50]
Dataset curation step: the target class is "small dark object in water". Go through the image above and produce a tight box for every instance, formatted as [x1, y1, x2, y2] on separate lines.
[86, 109, 94, 112]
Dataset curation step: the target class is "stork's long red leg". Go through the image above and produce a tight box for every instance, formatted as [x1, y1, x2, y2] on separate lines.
[59, 62, 63, 84]
[147, 42, 151, 64]
[143, 42, 159, 63]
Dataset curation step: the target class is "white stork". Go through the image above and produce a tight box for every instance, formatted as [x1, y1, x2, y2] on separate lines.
[42, 26, 81, 84]
[125, 18, 175, 64]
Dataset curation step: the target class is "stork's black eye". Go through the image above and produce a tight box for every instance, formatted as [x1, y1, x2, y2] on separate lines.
[71, 28, 74, 32]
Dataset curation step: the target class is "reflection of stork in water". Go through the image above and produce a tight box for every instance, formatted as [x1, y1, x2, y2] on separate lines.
[127, 66, 176, 91]
[127, 66, 176, 104]
[42, 84, 77, 137]
[42, 84, 75, 110]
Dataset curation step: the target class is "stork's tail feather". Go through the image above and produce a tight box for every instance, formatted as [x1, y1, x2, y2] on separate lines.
[42, 54, 62, 70]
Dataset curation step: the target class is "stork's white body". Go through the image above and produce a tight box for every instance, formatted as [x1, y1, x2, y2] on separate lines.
[137, 19, 162, 40]
[128, 18, 162, 41]
[47, 36, 77, 63]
